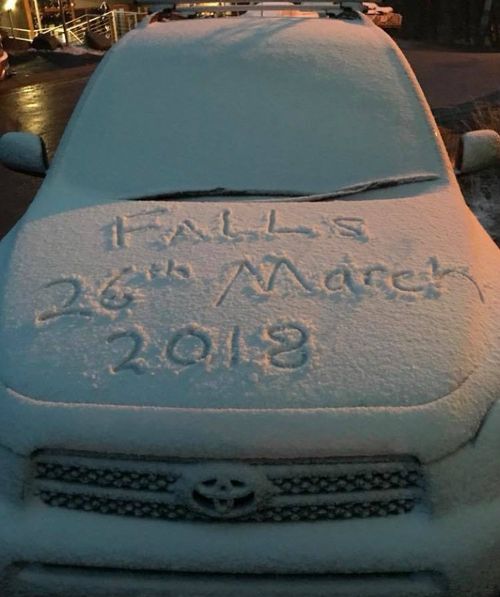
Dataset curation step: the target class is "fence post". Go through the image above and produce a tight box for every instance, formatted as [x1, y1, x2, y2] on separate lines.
[480, 0, 494, 45]
[111, 10, 118, 42]
[21, 0, 35, 38]
[33, 0, 42, 31]
[58, 0, 69, 45]
[8, 10, 15, 37]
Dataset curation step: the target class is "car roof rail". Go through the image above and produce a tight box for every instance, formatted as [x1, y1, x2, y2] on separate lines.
[146, 0, 365, 19]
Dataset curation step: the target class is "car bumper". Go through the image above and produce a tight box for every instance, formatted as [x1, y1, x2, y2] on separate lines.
[0, 498, 500, 596]
[3, 401, 500, 597]
[1, 392, 500, 596]
[6, 564, 447, 597]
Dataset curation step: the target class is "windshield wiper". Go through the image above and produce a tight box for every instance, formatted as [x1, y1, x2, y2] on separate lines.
[289, 172, 441, 202]
[131, 173, 441, 202]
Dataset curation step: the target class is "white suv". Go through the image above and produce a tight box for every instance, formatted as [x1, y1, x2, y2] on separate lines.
[0, 3, 499, 596]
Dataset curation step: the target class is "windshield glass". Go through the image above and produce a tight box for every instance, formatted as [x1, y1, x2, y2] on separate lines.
[44, 18, 447, 209]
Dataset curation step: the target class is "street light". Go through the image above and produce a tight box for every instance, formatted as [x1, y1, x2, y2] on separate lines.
[3, 0, 16, 37]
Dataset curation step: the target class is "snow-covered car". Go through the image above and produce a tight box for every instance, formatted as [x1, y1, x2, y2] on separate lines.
[0, 2, 500, 596]
[0, 34, 10, 80]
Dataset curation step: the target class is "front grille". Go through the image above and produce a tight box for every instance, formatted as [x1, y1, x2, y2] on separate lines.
[37, 490, 417, 522]
[269, 469, 421, 495]
[36, 461, 179, 493]
[31, 452, 425, 523]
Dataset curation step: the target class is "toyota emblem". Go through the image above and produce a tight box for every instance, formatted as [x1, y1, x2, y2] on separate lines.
[191, 476, 256, 518]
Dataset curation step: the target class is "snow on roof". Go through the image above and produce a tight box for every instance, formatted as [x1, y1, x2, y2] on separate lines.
[33, 15, 447, 215]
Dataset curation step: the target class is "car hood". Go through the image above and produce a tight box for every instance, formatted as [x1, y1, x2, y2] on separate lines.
[0, 187, 496, 413]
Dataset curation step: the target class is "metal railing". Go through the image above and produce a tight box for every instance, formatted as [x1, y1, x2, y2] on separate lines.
[111, 10, 142, 40]
[0, 26, 36, 41]
[1, 9, 143, 46]
[50, 10, 143, 44]
[65, 13, 108, 44]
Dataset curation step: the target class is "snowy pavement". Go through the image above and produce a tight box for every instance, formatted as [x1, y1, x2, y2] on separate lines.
[401, 40, 500, 110]
[0, 71, 90, 237]
[2, 52, 99, 92]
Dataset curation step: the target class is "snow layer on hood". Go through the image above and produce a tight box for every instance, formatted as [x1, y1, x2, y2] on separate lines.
[32, 16, 447, 215]
[1, 187, 496, 410]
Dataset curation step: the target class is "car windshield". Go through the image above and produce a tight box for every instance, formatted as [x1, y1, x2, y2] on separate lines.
[37, 18, 448, 214]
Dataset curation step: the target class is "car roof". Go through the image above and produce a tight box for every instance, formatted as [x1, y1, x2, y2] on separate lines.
[31, 14, 447, 215]
[119, 9, 392, 65]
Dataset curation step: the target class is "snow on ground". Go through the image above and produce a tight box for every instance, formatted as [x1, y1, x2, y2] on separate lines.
[51, 46, 105, 57]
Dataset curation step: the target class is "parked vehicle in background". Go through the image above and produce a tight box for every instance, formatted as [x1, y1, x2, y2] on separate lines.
[363, 2, 402, 29]
[0, 2, 499, 596]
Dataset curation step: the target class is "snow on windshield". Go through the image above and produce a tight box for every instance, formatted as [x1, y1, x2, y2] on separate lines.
[41, 17, 446, 209]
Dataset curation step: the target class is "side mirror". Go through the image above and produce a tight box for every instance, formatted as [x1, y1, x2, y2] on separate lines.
[0, 132, 48, 176]
[456, 130, 500, 175]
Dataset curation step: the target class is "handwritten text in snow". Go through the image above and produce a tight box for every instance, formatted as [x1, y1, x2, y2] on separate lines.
[109, 208, 369, 247]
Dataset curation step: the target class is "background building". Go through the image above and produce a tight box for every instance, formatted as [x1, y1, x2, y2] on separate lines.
[389, 0, 500, 46]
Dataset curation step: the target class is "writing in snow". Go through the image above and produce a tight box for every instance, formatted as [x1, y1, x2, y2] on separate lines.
[35, 254, 484, 329]
[110, 208, 369, 248]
